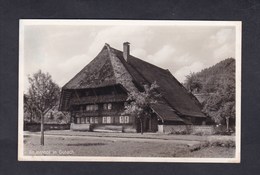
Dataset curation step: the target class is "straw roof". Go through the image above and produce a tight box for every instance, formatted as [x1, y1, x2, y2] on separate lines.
[60, 43, 206, 121]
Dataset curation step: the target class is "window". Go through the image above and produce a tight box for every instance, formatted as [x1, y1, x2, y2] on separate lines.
[76, 117, 80, 124]
[125, 116, 129, 123]
[81, 117, 85, 124]
[86, 117, 90, 123]
[90, 117, 95, 123]
[103, 103, 112, 110]
[102, 117, 107, 123]
[102, 116, 112, 124]
[94, 117, 98, 123]
[107, 116, 111, 123]
[86, 104, 99, 111]
[119, 116, 129, 123]
[108, 103, 112, 110]
[90, 117, 99, 124]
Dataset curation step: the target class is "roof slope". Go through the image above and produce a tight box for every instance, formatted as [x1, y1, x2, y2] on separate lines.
[60, 44, 205, 119]
[63, 46, 116, 89]
[107, 46, 205, 118]
[63, 45, 137, 92]
[126, 55, 205, 118]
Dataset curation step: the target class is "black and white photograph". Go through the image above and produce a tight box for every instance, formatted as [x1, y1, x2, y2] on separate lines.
[18, 20, 241, 162]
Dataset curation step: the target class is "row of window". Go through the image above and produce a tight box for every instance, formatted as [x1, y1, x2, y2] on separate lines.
[119, 116, 129, 123]
[86, 104, 98, 111]
[103, 103, 112, 110]
[76, 117, 98, 124]
[75, 116, 130, 124]
[101, 116, 129, 123]
[80, 103, 113, 111]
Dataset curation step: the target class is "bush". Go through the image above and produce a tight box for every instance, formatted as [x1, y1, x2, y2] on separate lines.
[209, 140, 235, 148]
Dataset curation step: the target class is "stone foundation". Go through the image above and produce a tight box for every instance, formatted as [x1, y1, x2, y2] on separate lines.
[70, 123, 91, 131]
[70, 123, 137, 133]
[158, 125, 215, 135]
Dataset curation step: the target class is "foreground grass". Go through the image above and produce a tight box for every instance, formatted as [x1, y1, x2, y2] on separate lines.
[180, 146, 235, 158]
[24, 135, 189, 157]
[23, 134, 235, 158]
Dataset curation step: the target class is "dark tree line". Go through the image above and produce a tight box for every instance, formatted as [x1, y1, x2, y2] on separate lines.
[184, 58, 235, 131]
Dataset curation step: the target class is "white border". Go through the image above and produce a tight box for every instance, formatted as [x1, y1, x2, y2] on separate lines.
[18, 20, 242, 163]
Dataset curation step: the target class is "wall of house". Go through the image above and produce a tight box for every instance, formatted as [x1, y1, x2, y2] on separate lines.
[70, 101, 133, 124]
[72, 114, 135, 125]
[69, 86, 138, 132]
[70, 123, 92, 131]
[158, 124, 215, 135]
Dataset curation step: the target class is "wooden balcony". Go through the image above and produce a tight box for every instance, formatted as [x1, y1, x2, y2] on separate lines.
[70, 94, 127, 105]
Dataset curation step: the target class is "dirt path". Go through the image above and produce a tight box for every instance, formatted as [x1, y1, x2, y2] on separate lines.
[25, 130, 235, 142]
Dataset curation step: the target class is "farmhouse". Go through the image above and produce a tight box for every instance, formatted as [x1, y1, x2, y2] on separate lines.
[59, 43, 206, 133]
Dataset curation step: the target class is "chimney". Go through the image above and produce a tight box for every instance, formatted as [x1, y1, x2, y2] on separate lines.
[123, 42, 130, 61]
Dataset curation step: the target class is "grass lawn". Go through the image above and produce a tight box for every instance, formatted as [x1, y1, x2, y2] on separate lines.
[23, 134, 235, 158]
[24, 135, 190, 157]
[180, 146, 235, 158]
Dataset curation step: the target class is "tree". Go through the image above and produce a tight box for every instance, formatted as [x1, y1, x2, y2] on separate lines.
[27, 70, 60, 145]
[184, 72, 202, 93]
[24, 94, 39, 122]
[183, 58, 236, 132]
[122, 81, 160, 134]
[203, 75, 235, 131]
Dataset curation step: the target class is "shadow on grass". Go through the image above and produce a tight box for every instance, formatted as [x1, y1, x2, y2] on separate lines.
[67, 143, 106, 146]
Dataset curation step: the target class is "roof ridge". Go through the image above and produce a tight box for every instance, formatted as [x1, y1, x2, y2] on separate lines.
[104, 44, 121, 82]
[104, 43, 121, 85]
[104, 43, 111, 51]
[104, 43, 113, 63]
[129, 56, 169, 73]
[106, 44, 138, 92]
[109, 45, 170, 73]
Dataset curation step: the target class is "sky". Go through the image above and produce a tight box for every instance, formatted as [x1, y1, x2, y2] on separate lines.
[22, 21, 236, 92]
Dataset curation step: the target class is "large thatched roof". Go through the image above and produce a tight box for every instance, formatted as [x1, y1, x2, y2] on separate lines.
[60, 43, 206, 121]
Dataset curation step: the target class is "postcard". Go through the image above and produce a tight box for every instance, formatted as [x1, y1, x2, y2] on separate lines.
[18, 20, 241, 162]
